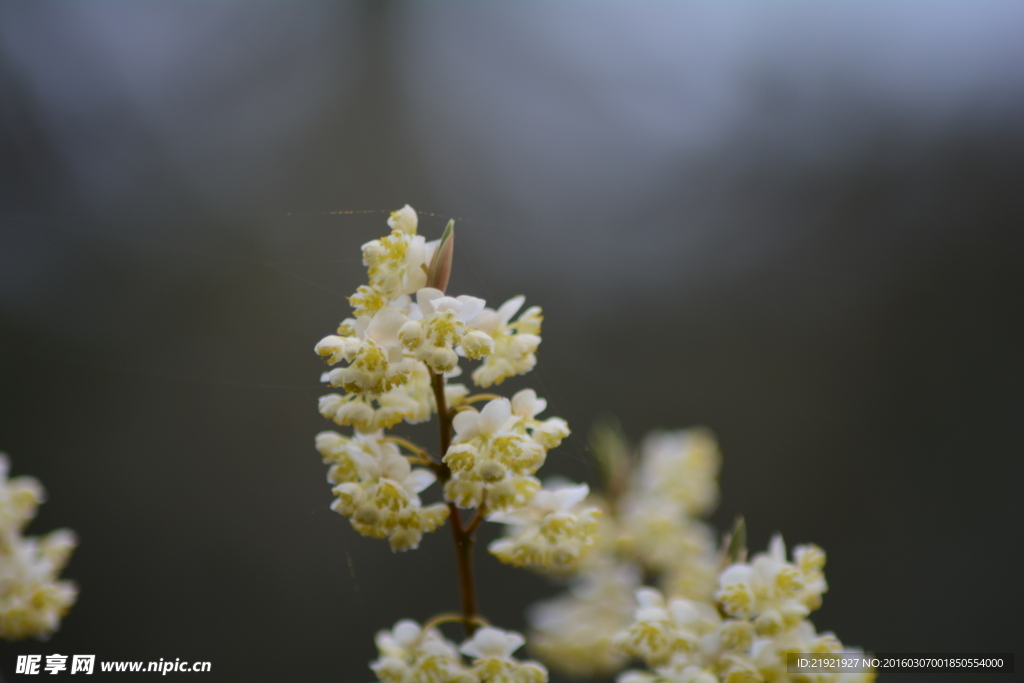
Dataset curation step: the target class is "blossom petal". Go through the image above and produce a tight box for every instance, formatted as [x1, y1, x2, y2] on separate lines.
[552, 483, 590, 510]
[479, 398, 512, 436]
[455, 295, 486, 322]
[497, 295, 526, 324]
[460, 627, 525, 658]
[366, 308, 407, 346]
[405, 468, 437, 494]
[452, 409, 480, 438]
[416, 287, 444, 317]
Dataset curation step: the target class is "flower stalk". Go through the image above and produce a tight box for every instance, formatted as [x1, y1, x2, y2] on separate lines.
[430, 367, 480, 637]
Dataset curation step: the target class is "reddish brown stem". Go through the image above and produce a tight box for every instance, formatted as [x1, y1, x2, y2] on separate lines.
[464, 501, 488, 537]
[430, 370, 480, 637]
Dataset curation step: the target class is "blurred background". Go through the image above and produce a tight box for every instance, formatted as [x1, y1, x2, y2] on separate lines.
[0, 2, 1021, 681]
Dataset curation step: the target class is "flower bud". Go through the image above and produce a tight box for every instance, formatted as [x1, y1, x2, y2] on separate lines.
[318, 394, 344, 419]
[334, 400, 374, 427]
[354, 504, 380, 525]
[428, 346, 459, 373]
[398, 320, 423, 348]
[478, 460, 506, 483]
[388, 527, 422, 552]
[330, 483, 364, 516]
[460, 330, 495, 359]
[426, 220, 454, 293]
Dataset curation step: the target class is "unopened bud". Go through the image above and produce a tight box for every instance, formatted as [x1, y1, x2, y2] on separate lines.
[427, 220, 455, 293]
[460, 330, 494, 359]
[355, 505, 380, 525]
[428, 346, 458, 372]
[478, 460, 506, 482]
[398, 320, 423, 348]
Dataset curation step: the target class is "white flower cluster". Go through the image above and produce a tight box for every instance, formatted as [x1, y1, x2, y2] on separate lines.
[443, 392, 568, 507]
[524, 429, 871, 683]
[314, 207, 599, 564]
[315, 431, 448, 551]
[0, 455, 77, 640]
[371, 620, 547, 683]
[316, 207, 544, 433]
[615, 540, 870, 683]
[487, 481, 601, 573]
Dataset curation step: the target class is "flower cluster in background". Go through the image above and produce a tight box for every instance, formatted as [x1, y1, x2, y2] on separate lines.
[525, 424, 873, 682]
[0, 454, 77, 640]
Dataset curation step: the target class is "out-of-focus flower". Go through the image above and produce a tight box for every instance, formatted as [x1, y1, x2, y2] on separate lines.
[527, 560, 639, 677]
[614, 588, 721, 667]
[633, 429, 720, 516]
[0, 455, 77, 640]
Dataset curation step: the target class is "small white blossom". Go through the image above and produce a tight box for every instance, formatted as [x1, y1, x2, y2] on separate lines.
[317, 308, 412, 395]
[318, 358, 441, 432]
[403, 288, 493, 373]
[509, 390, 570, 451]
[387, 204, 419, 235]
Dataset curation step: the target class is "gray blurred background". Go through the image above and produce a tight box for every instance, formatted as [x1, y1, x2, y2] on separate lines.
[0, 2, 1021, 681]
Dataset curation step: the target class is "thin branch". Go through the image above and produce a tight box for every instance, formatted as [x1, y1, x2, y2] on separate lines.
[462, 393, 504, 405]
[430, 368, 481, 637]
[401, 455, 436, 468]
[422, 612, 490, 634]
[381, 436, 434, 462]
[464, 500, 489, 537]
